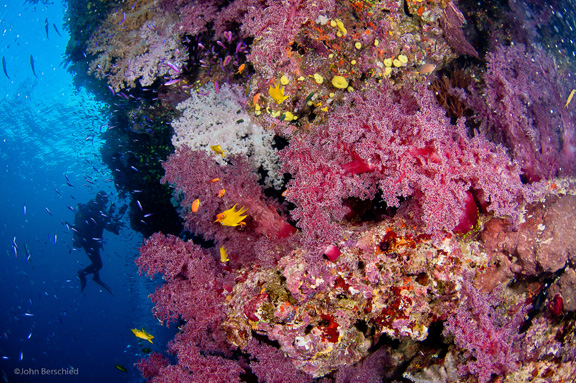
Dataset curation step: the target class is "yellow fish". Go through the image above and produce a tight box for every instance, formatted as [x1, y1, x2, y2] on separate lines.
[115, 364, 128, 373]
[566, 89, 575, 108]
[210, 145, 226, 157]
[220, 246, 229, 262]
[131, 328, 154, 343]
[214, 204, 248, 227]
[268, 81, 289, 104]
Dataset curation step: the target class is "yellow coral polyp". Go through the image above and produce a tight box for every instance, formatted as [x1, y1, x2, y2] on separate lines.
[331, 76, 348, 89]
[269, 81, 289, 104]
[335, 19, 347, 35]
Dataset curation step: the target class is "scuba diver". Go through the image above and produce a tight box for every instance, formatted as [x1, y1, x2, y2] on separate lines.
[73, 191, 126, 295]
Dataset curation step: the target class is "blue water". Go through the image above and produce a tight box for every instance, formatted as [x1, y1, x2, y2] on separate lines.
[0, 2, 171, 382]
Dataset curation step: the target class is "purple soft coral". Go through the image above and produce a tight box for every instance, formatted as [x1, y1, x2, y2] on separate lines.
[462, 43, 576, 182]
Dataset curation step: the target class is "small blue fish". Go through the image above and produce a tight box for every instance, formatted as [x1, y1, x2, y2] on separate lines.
[24, 243, 31, 263]
[45, 18, 49, 38]
[2, 56, 9, 79]
[52, 24, 62, 37]
[30, 55, 37, 77]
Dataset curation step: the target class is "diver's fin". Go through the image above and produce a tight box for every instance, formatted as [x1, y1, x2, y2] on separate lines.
[77, 272, 86, 292]
[93, 274, 114, 295]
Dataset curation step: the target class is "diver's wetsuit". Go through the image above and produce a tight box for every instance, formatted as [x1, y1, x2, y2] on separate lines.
[74, 192, 120, 295]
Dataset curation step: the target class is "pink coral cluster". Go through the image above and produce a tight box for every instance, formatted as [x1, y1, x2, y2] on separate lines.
[280, 81, 525, 253]
[76, 1, 576, 381]
[162, 147, 296, 267]
[136, 232, 244, 382]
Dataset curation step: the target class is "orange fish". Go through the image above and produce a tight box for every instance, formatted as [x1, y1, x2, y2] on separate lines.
[419, 63, 436, 75]
[217, 189, 226, 198]
[236, 64, 245, 74]
[210, 178, 220, 183]
[191, 199, 200, 212]
[566, 89, 575, 108]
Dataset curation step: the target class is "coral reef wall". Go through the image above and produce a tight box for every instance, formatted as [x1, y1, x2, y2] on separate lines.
[63, 0, 576, 381]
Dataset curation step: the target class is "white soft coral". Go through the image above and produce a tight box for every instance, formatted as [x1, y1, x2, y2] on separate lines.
[171, 83, 282, 188]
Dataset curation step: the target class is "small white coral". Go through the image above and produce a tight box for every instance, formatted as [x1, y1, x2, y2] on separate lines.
[171, 83, 282, 188]
[404, 351, 460, 383]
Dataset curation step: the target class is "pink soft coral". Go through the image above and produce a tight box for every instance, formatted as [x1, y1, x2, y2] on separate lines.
[280, 82, 524, 253]
[443, 277, 529, 382]
[136, 233, 244, 382]
[162, 148, 296, 267]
